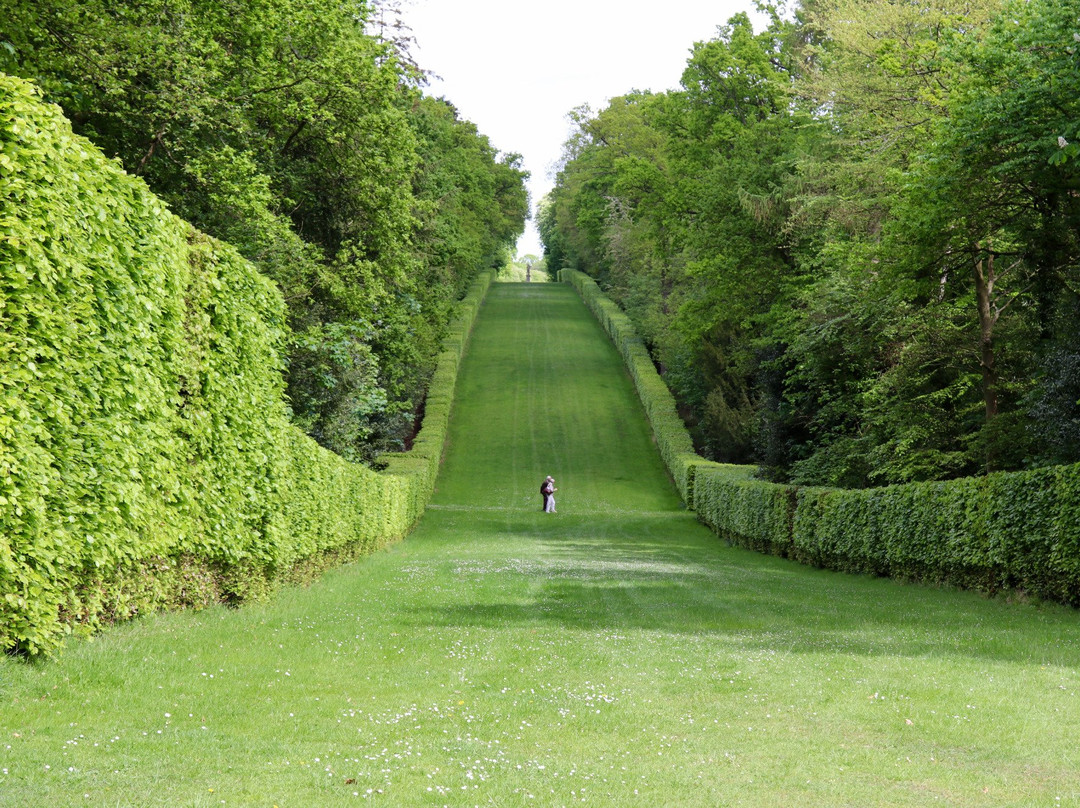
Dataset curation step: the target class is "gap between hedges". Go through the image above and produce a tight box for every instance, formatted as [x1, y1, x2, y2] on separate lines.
[559, 268, 1080, 607]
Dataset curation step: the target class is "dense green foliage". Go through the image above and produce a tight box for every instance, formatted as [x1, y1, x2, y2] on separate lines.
[564, 268, 1080, 605]
[0, 75, 494, 654]
[543, 0, 1080, 487]
[694, 461, 1080, 605]
[1, 0, 527, 462]
[5, 280, 1080, 806]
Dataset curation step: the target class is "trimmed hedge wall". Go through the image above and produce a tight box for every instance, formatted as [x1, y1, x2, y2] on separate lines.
[0, 76, 492, 654]
[560, 268, 1080, 606]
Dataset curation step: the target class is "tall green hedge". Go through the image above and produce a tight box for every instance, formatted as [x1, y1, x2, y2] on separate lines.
[0, 76, 492, 654]
[560, 269, 1080, 606]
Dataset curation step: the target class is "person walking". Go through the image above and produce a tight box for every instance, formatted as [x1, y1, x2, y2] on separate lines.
[543, 476, 557, 513]
[540, 476, 553, 511]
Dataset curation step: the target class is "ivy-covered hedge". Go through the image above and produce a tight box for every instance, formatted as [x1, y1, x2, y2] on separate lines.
[560, 268, 1080, 606]
[0, 76, 491, 655]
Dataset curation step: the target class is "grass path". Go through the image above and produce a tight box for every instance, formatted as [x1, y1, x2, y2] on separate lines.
[3, 282, 1080, 806]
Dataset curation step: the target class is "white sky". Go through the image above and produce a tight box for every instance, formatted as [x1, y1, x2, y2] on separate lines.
[399, 0, 764, 257]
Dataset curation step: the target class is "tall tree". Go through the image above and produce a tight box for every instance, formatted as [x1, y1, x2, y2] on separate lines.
[543, 0, 1080, 485]
[2, 0, 527, 462]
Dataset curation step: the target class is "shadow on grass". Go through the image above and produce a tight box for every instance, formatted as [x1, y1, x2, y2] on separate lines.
[406, 510, 1080, 667]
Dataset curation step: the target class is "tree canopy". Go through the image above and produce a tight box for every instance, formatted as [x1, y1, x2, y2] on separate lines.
[543, 0, 1080, 486]
[2, 0, 528, 462]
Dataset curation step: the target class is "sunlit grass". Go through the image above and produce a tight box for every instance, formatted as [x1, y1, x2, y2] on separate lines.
[2, 283, 1079, 806]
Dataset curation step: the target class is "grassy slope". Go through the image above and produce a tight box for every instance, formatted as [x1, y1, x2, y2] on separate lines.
[2, 282, 1079, 807]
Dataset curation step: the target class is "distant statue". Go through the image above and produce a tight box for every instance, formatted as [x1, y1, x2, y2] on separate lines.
[525, 260, 532, 282]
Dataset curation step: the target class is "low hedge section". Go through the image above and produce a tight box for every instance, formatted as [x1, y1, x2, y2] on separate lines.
[560, 268, 1080, 606]
[0, 76, 492, 654]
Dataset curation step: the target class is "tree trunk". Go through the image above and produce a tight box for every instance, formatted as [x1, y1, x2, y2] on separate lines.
[974, 251, 999, 423]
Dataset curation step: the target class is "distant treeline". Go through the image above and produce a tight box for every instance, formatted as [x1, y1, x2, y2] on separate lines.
[541, 0, 1080, 487]
[2, 0, 528, 463]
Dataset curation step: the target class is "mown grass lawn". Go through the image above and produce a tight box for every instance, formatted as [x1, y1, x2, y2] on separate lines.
[2, 282, 1079, 807]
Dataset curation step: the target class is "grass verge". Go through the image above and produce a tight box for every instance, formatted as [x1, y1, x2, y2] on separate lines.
[1, 283, 1078, 806]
